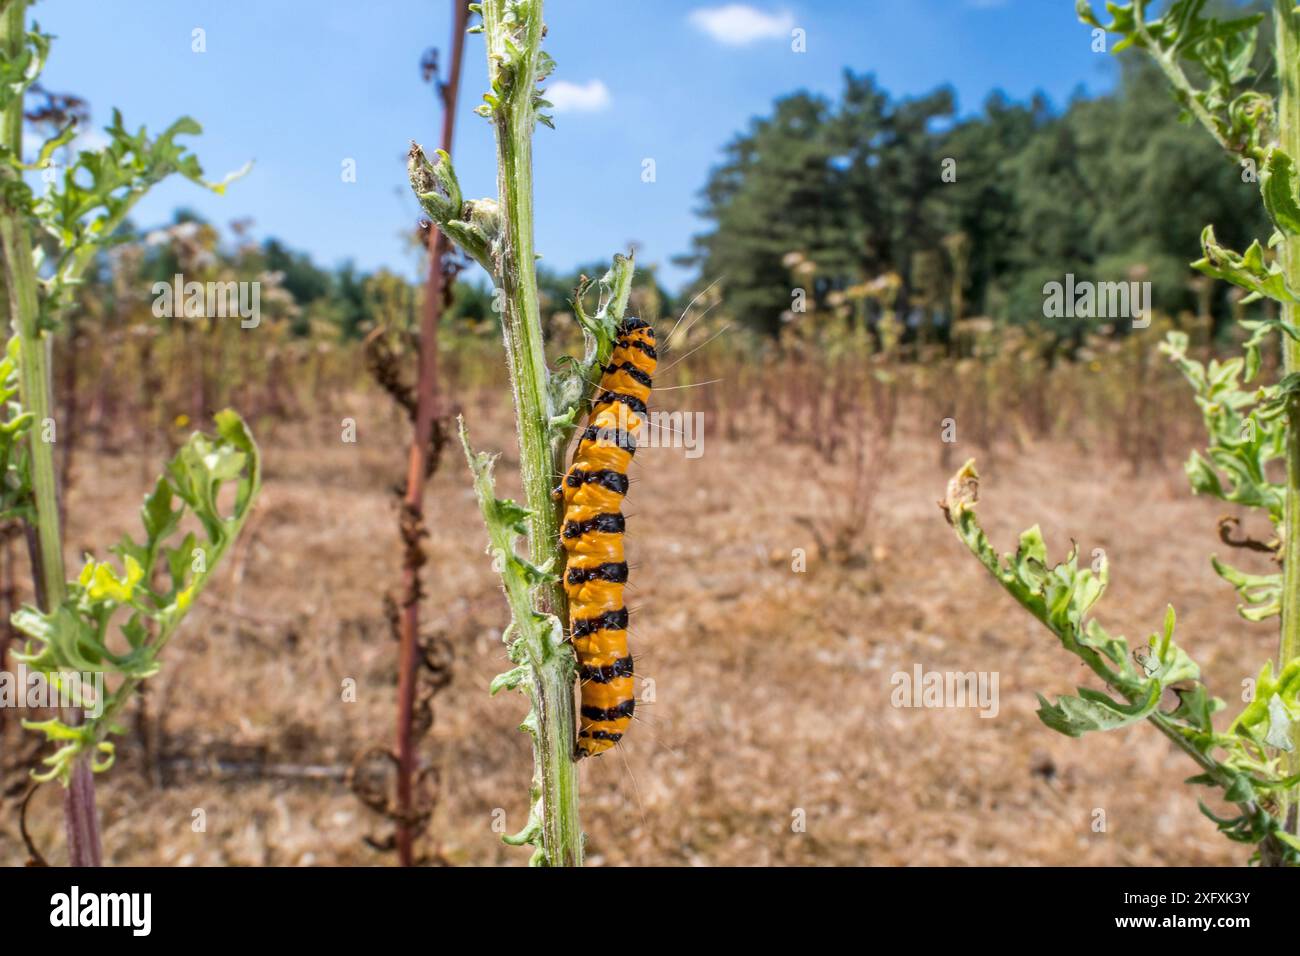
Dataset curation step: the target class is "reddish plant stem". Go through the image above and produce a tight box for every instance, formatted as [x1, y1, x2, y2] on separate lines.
[395, 0, 469, 868]
[64, 758, 102, 867]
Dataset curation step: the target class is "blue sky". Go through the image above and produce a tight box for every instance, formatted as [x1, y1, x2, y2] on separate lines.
[33, 0, 1119, 291]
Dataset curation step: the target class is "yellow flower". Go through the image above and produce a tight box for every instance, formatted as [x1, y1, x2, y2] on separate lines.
[81, 555, 144, 603]
[175, 583, 196, 612]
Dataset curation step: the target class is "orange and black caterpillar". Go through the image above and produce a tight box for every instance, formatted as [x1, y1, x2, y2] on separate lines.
[561, 316, 656, 758]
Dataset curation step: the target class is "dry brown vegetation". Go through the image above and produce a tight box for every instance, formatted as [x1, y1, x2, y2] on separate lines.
[0, 311, 1273, 865]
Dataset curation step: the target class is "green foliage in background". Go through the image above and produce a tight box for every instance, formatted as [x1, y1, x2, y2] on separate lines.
[48, 10, 1271, 348]
[685, 31, 1270, 338]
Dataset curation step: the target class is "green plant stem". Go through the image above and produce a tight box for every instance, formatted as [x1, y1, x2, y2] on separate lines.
[0, 0, 99, 867]
[1150, 711, 1285, 863]
[1275, 0, 1300, 829]
[554, 254, 634, 467]
[481, 0, 582, 867]
[0, 4, 63, 608]
[1131, 3, 1236, 154]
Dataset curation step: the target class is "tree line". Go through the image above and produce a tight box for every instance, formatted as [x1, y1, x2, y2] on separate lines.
[682, 55, 1270, 342]
[86, 44, 1270, 350]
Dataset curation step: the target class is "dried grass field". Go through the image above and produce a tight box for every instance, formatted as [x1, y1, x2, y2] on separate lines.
[0, 339, 1267, 865]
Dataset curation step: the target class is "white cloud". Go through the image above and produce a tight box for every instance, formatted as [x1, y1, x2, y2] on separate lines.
[547, 79, 611, 113]
[689, 4, 795, 46]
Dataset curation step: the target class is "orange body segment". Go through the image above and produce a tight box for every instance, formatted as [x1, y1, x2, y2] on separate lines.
[561, 317, 656, 757]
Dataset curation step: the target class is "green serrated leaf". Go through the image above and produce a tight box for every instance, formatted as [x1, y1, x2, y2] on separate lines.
[490, 664, 530, 696]
[16, 411, 260, 785]
[1193, 226, 1300, 305]
[1037, 681, 1162, 737]
[1262, 148, 1300, 236]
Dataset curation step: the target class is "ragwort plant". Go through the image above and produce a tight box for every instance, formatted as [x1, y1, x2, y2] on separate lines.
[944, 0, 1300, 865]
[409, 0, 637, 867]
[0, 0, 259, 865]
